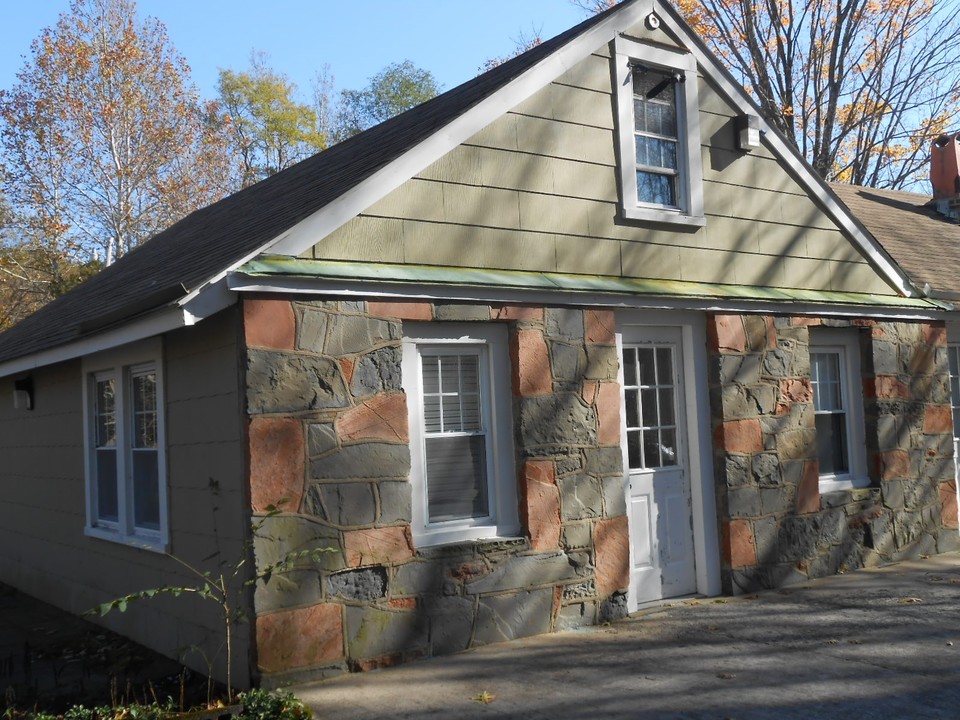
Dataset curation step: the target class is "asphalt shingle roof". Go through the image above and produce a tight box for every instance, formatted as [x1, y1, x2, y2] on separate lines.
[0, 4, 620, 367]
[830, 183, 960, 300]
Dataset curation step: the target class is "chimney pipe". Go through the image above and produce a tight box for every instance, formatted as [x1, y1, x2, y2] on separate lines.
[931, 133, 960, 200]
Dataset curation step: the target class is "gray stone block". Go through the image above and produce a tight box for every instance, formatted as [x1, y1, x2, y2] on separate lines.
[303, 482, 377, 527]
[760, 486, 790, 515]
[307, 423, 338, 457]
[727, 486, 761, 518]
[561, 579, 595, 600]
[562, 521, 591, 549]
[818, 509, 847, 547]
[753, 515, 778, 563]
[253, 515, 343, 573]
[871, 341, 899, 375]
[601, 476, 627, 517]
[583, 447, 623, 476]
[720, 354, 761, 385]
[345, 605, 426, 660]
[325, 315, 399, 356]
[254, 569, 322, 614]
[761, 348, 791, 378]
[247, 350, 349, 414]
[433, 304, 491, 321]
[937, 528, 960, 553]
[585, 345, 619, 380]
[598, 591, 628, 623]
[465, 552, 578, 594]
[558, 475, 602, 520]
[310, 442, 411, 480]
[473, 589, 553, 645]
[556, 601, 596, 631]
[519, 394, 596, 448]
[392, 561, 443, 596]
[882, 479, 905, 510]
[326, 567, 388, 601]
[339, 300, 366, 313]
[379, 481, 412, 524]
[724, 455, 752, 487]
[426, 596, 476, 655]
[545, 308, 583, 340]
[350, 346, 402, 397]
[549, 341, 585, 380]
[752, 453, 782, 487]
[555, 454, 583, 475]
[297, 306, 329, 352]
[776, 515, 822, 562]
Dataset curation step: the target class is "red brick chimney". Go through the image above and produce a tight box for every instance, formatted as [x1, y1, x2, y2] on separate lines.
[931, 133, 960, 200]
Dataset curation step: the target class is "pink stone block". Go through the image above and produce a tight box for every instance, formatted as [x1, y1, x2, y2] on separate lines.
[337, 394, 409, 443]
[344, 526, 414, 567]
[491, 305, 544, 321]
[940, 480, 959, 529]
[923, 405, 953, 435]
[522, 460, 560, 551]
[585, 310, 616, 345]
[243, 297, 295, 350]
[256, 603, 344, 673]
[511, 328, 551, 397]
[723, 519, 756, 569]
[796, 461, 820, 514]
[714, 419, 763, 454]
[596, 382, 621, 447]
[368, 301, 433, 320]
[248, 417, 305, 513]
[709, 314, 747, 352]
[879, 450, 911, 481]
[594, 516, 629, 595]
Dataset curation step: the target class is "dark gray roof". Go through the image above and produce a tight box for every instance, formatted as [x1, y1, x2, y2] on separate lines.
[0, 4, 621, 366]
[830, 183, 960, 300]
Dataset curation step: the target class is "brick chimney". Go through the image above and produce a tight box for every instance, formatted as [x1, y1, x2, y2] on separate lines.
[931, 133, 960, 222]
[931, 133, 960, 199]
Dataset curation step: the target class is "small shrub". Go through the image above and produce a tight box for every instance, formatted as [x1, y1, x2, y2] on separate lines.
[237, 688, 312, 720]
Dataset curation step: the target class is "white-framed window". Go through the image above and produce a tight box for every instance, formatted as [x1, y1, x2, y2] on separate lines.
[402, 323, 518, 546]
[809, 331, 868, 492]
[614, 36, 704, 226]
[82, 338, 168, 550]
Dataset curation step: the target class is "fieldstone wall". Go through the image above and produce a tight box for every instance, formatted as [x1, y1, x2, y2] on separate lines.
[242, 296, 627, 684]
[709, 314, 960, 594]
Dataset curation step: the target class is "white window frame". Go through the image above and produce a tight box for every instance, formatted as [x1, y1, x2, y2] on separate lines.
[402, 323, 518, 546]
[809, 331, 868, 493]
[82, 338, 169, 551]
[614, 36, 704, 227]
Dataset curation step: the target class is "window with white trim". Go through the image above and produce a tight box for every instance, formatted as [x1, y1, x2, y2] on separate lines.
[402, 324, 518, 546]
[809, 331, 868, 491]
[83, 339, 168, 549]
[614, 36, 703, 226]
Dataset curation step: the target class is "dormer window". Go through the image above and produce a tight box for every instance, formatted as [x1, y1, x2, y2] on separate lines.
[615, 37, 704, 226]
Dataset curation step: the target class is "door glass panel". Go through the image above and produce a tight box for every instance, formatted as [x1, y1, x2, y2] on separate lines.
[640, 388, 658, 426]
[624, 343, 680, 470]
[643, 430, 662, 469]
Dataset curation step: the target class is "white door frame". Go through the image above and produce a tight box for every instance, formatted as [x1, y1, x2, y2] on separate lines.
[617, 309, 721, 611]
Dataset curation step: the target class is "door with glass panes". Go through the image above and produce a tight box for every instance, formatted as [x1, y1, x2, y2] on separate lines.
[621, 326, 697, 603]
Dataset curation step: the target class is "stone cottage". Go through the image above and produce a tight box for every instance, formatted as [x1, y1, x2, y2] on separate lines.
[0, 0, 957, 688]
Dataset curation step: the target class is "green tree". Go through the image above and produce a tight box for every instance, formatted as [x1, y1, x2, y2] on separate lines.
[0, 0, 234, 266]
[575, 0, 960, 190]
[217, 52, 326, 188]
[333, 60, 440, 140]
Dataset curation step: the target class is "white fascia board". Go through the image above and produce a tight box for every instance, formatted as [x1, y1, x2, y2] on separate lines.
[0, 307, 187, 379]
[226, 274, 945, 322]
[650, 0, 917, 299]
[262, 0, 657, 259]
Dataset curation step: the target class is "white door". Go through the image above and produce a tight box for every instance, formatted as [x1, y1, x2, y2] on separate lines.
[621, 326, 697, 604]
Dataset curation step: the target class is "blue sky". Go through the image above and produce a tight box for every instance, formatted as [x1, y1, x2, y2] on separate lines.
[0, 1, 590, 102]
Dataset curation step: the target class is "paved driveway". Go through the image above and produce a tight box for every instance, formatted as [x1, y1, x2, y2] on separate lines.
[290, 553, 960, 719]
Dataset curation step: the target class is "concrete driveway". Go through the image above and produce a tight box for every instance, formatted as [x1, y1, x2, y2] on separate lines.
[290, 552, 960, 719]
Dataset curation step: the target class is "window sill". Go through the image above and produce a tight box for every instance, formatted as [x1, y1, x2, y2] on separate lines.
[818, 476, 871, 495]
[413, 527, 525, 551]
[85, 525, 168, 553]
[619, 205, 706, 228]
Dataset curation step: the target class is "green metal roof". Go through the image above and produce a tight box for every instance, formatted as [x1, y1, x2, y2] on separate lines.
[236, 256, 951, 311]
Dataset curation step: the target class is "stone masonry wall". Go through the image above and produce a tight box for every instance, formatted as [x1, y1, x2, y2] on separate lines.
[709, 314, 960, 594]
[242, 296, 626, 684]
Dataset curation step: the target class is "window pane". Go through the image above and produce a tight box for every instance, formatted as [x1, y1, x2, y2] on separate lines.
[638, 348, 656, 386]
[625, 389, 639, 428]
[97, 448, 118, 523]
[816, 413, 848, 475]
[425, 435, 488, 522]
[643, 430, 661, 469]
[659, 387, 675, 426]
[623, 348, 637, 386]
[637, 171, 676, 206]
[131, 372, 157, 449]
[627, 430, 642, 469]
[133, 449, 160, 531]
[422, 356, 440, 394]
[656, 348, 673, 384]
[640, 388, 658, 427]
[811, 353, 843, 411]
[660, 428, 678, 466]
[96, 379, 116, 448]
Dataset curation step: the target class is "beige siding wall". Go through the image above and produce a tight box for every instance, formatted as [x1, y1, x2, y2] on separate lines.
[309, 42, 896, 298]
[0, 307, 251, 685]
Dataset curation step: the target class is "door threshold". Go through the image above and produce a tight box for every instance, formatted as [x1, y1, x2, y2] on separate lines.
[631, 593, 706, 616]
